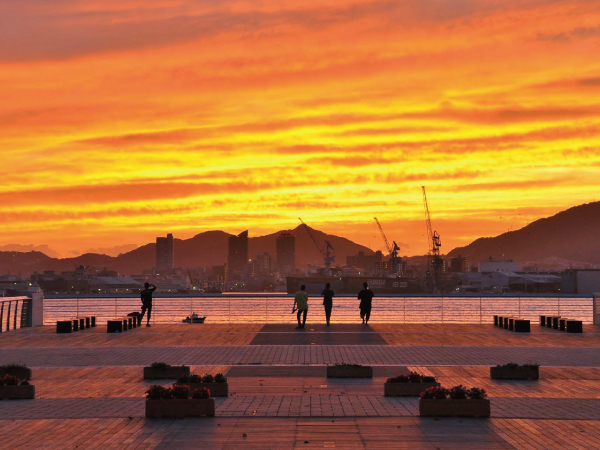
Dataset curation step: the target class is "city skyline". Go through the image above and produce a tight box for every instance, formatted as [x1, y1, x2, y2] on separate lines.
[1, 0, 600, 257]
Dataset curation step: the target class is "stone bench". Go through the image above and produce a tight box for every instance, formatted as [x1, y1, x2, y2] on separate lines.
[494, 316, 530, 333]
[547, 315, 560, 329]
[559, 318, 583, 333]
[107, 316, 137, 333]
[56, 316, 96, 333]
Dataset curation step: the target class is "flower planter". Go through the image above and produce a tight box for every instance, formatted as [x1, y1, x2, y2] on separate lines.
[0, 367, 32, 380]
[178, 382, 228, 397]
[0, 385, 35, 400]
[143, 366, 190, 380]
[384, 382, 440, 397]
[490, 366, 539, 380]
[145, 398, 215, 417]
[419, 399, 490, 418]
[327, 366, 373, 378]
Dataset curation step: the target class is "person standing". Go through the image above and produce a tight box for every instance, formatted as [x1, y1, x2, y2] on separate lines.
[321, 283, 335, 326]
[357, 282, 374, 325]
[293, 284, 309, 329]
[140, 282, 157, 327]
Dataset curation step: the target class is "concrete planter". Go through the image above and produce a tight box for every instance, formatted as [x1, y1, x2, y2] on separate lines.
[490, 366, 539, 380]
[0, 367, 32, 380]
[145, 398, 215, 418]
[327, 365, 373, 378]
[384, 382, 440, 397]
[143, 366, 190, 380]
[177, 382, 229, 397]
[0, 385, 35, 400]
[419, 399, 490, 418]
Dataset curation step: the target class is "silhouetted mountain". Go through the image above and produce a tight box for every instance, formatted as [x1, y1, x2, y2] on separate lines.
[0, 251, 52, 275]
[447, 202, 600, 264]
[0, 227, 373, 276]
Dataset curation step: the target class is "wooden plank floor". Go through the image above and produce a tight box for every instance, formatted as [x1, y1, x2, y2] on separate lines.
[1, 323, 600, 449]
[372, 324, 600, 347]
[0, 324, 262, 347]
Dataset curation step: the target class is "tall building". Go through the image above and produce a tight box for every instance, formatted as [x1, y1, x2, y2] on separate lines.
[276, 233, 295, 273]
[449, 255, 467, 273]
[227, 230, 248, 278]
[255, 252, 275, 276]
[156, 233, 174, 270]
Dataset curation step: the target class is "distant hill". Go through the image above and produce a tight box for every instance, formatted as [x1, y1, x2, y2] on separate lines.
[0, 226, 374, 276]
[447, 202, 600, 264]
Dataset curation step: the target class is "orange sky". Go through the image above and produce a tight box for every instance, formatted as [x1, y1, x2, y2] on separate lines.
[1, 0, 599, 258]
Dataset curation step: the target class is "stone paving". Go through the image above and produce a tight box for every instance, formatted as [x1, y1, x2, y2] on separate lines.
[1, 323, 600, 449]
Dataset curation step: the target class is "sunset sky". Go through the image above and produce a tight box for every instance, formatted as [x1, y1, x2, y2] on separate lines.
[1, 0, 599, 258]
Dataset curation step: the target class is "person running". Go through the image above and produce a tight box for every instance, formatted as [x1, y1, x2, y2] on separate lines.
[357, 282, 374, 325]
[321, 283, 335, 326]
[140, 282, 157, 327]
[293, 285, 309, 329]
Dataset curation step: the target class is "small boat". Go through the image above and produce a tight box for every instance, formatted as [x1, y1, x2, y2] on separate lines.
[182, 313, 206, 324]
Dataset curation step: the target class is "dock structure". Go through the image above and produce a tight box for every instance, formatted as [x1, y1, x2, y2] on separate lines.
[1, 322, 600, 449]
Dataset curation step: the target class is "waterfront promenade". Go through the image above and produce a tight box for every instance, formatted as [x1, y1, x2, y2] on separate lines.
[1, 322, 600, 449]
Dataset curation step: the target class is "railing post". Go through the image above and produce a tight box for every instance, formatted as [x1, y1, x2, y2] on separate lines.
[6, 301, 11, 331]
[441, 298, 444, 324]
[480, 298, 482, 325]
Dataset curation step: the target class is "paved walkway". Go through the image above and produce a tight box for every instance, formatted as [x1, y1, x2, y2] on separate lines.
[2, 344, 598, 367]
[1, 323, 600, 449]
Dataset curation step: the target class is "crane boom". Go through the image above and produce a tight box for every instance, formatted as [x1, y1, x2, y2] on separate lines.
[374, 217, 392, 254]
[422, 187, 434, 256]
[373, 217, 401, 277]
[298, 218, 335, 275]
[422, 186, 442, 292]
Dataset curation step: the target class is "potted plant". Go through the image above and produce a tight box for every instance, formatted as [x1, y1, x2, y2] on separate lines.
[0, 363, 32, 381]
[384, 372, 440, 396]
[0, 374, 35, 400]
[145, 385, 215, 418]
[175, 373, 228, 397]
[327, 363, 373, 378]
[143, 362, 190, 380]
[490, 363, 539, 380]
[419, 385, 490, 418]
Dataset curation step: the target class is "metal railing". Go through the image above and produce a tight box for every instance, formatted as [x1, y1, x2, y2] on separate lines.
[0, 296, 32, 332]
[43, 294, 595, 325]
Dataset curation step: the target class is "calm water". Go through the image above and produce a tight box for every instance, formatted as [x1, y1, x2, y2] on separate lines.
[43, 295, 594, 325]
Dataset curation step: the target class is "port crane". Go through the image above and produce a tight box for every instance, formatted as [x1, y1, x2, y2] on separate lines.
[373, 217, 401, 276]
[422, 186, 443, 293]
[298, 218, 335, 276]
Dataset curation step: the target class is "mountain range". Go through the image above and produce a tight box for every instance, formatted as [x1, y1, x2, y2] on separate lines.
[447, 201, 600, 266]
[2, 201, 600, 276]
[0, 225, 374, 276]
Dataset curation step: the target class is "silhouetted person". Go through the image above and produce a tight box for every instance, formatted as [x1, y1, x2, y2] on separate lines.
[321, 283, 334, 326]
[293, 285, 308, 329]
[358, 282, 374, 325]
[140, 282, 156, 327]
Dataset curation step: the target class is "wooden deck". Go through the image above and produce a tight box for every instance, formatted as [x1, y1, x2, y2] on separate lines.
[1, 323, 599, 449]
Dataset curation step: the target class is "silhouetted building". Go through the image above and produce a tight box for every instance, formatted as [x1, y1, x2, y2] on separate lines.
[255, 252, 275, 276]
[276, 233, 295, 273]
[156, 234, 174, 270]
[346, 251, 383, 269]
[449, 255, 467, 273]
[227, 230, 248, 279]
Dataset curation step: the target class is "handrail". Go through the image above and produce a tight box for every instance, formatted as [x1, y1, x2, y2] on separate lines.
[0, 296, 32, 332]
[43, 295, 594, 326]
